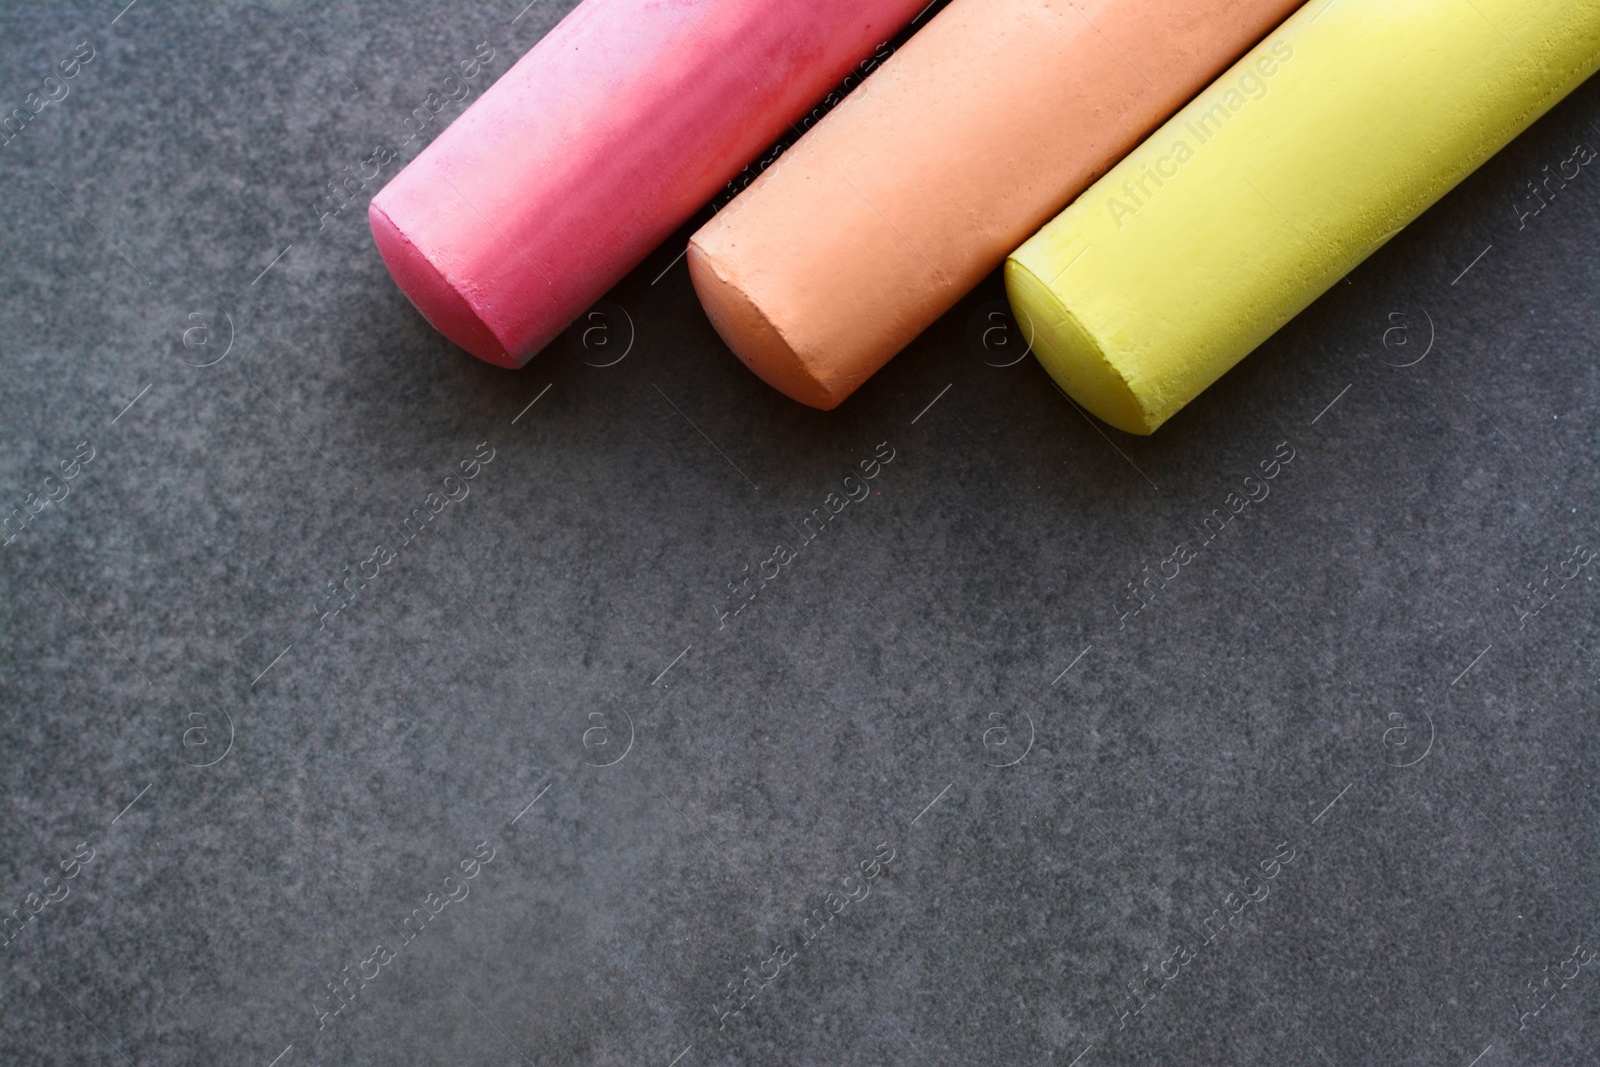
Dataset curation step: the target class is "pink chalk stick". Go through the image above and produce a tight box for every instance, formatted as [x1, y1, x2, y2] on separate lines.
[370, 0, 929, 368]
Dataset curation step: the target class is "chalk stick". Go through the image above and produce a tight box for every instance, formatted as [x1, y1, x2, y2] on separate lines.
[1008, 0, 1600, 434]
[370, 0, 931, 368]
[687, 0, 1304, 410]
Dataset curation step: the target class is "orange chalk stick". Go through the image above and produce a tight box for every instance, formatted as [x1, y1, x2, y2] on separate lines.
[688, 0, 1305, 410]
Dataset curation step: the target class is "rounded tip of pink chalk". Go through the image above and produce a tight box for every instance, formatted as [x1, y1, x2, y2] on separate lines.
[368, 200, 524, 369]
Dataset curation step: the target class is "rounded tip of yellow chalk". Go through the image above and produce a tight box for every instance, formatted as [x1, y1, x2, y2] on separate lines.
[688, 241, 848, 411]
[1004, 257, 1158, 436]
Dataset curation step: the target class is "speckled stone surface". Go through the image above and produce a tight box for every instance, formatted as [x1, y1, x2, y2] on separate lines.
[1, 3, 1596, 1066]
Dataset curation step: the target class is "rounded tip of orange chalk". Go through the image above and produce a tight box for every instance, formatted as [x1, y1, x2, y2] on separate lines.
[687, 241, 848, 411]
[368, 200, 524, 370]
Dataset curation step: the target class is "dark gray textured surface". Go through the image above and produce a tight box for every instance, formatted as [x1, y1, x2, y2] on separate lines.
[2, 3, 1597, 1065]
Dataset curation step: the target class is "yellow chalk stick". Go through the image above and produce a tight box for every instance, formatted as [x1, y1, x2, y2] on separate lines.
[1006, 0, 1600, 434]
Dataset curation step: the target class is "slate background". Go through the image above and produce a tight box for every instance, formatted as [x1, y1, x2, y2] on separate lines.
[2, 2, 1597, 1065]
